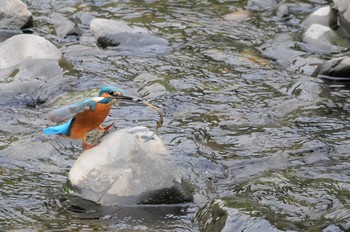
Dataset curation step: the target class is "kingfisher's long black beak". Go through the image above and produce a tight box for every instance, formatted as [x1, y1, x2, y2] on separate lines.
[112, 95, 143, 102]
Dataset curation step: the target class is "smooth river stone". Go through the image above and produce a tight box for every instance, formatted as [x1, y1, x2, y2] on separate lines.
[69, 126, 192, 206]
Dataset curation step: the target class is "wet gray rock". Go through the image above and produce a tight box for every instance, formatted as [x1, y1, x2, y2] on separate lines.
[276, 4, 290, 19]
[246, 0, 279, 11]
[75, 12, 95, 26]
[323, 224, 342, 232]
[91, 18, 148, 40]
[90, 18, 170, 54]
[50, 13, 79, 38]
[314, 57, 350, 81]
[0, 0, 33, 29]
[69, 126, 192, 206]
[0, 59, 66, 106]
[333, 0, 350, 35]
[0, 34, 62, 69]
[287, 56, 323, 75]
[301, 6, 338, 29]
[302, 24, 350, 54]
[0, 34, 66, 106]
[260, 33, 305, 67]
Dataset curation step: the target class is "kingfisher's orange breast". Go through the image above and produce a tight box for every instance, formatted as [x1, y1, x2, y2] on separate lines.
[69, 103, 112, 140]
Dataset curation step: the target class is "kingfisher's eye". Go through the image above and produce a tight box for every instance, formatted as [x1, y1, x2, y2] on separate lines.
[109, 91, 114, 95]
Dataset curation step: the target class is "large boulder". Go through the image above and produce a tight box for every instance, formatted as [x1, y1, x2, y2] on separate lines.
[0, 34, 62, 69]
[0, 34, 65, 106]
[0, 0, 33, 29]
[90, 18, 170, 54]
[68, 126, 192, 206]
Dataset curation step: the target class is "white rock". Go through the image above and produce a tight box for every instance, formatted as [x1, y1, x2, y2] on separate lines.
[301, 6, 337, 29]
[69, 126, 190, 205]
[90, 18, 149, 39]
[333, 0, 349, 13]
[333, 0, 350, 35]
[89, 18, 169, 53]
[302, 24, 348, 53]
[0, 0, 33, 29]
[0, 34, 62, 69]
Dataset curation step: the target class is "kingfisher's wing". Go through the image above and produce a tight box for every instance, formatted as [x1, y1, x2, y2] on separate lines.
[47, 98, 98, 123]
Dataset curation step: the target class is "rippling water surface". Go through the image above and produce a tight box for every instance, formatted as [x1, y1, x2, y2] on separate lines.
[1, 0, 350, 231]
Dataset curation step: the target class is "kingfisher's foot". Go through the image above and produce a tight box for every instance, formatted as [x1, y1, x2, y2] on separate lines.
[97, 123, 115, 134]
[103, 122, 114, 133]
[82, 141, 99, 150]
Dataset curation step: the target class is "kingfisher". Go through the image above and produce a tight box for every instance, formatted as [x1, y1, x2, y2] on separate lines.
[43, 86, 141, 149]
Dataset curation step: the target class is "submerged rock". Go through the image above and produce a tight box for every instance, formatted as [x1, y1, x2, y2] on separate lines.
[195, 199, 281, 232]
[0, 0, 33, 29]
[0, 34, 62, 69]
[287, 55, 323, 76]
[246, 0, 279, 11]
[90, 18, 170, 54]
[314, 57, 350, 81]
[134, 72, 168, 98]
[260, 33, 304, 67]
[223, 10, 250, 22]
[69, 126, 192, 206]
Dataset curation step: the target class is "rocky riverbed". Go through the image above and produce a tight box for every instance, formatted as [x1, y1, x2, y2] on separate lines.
[1, 0, 350, 231]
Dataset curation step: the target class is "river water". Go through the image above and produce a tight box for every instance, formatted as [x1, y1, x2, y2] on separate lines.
[2, 0, 350, 231]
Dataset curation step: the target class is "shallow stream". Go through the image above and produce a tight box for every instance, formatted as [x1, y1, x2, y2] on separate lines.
[2, 0, 350, 231]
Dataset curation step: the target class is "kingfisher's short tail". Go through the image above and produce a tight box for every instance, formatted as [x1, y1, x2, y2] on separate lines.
[43, 119, 73, 136]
